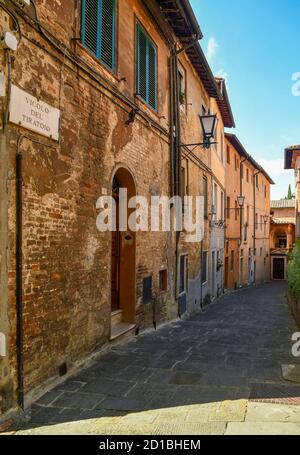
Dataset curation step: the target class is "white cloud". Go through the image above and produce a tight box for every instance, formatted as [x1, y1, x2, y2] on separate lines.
[256, 157, 294, 200]
[216, 68, 229, 89]
[206, 37, 218, 63]
[258, 158, 287, 176]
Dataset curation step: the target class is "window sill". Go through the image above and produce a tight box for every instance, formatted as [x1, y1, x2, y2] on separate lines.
[134, 94, 159, 118]
[76, 42, 121, 83]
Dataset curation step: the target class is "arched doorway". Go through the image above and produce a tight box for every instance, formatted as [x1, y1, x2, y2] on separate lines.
[110, 167, 136, 339]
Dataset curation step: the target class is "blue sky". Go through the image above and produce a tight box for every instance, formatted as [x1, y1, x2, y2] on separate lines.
[190, 0, 300, 199]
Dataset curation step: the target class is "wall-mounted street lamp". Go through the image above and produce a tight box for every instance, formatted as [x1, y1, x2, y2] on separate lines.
[227, 196, 245, 212]
[199, 114, 218, 148]
[180, 114, 218, 151]
[237, 196, 245, 208]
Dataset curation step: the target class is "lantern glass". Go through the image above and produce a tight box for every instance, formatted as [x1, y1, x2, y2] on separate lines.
[199, 114, 218, 140]
[237, 196, 245, 207]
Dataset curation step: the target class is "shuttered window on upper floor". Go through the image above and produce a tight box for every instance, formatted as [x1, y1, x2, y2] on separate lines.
[136, 24, 157, 110]
[81, 0, 116, 71]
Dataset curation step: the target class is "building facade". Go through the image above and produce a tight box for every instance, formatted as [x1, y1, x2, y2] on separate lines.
[270, 199, 295, 280]
[225, 134, 273, 289]
[0, 0, 226, 418]
[285, 145, 300, 238]
[209, 79, 235, 300]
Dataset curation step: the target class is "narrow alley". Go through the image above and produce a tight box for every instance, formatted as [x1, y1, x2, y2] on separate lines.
[7, 282, 300, 435]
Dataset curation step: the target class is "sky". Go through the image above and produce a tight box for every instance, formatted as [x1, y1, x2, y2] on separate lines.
[190, 0, 300, 200]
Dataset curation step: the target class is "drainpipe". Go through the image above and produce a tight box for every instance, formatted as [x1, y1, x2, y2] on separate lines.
[253, 170, 261, 284]
[16, 139, 24, 409]
[239, 158, 247, 286]
[170, 36, 200, 314]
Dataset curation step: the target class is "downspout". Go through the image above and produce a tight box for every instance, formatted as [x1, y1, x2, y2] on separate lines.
[171, 36, 200, 315]
[16, 138, 24, 409]
[239, 158, 247, 285]
[253, 170, 261, 284]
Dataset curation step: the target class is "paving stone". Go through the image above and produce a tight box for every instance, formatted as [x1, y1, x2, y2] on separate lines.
[168, 372, 203, 386]
[95, 397, 149, 412]
[210, 399, 247, 422]
[81, 378, 133, 396]
[282, 364, 300, 383]
[246, 402, 300, 423]
[225, 421, 300, 435]
[155, 421, 226, 435]
[36, 390, 64, 406]
[57, 381, 86, 392]
[51, 392, 105, 410]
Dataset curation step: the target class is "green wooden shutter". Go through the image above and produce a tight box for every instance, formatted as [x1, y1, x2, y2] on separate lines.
[82, 0, 115, 71]
[82, 0, 99, 56]
[137, 25, 147, 102]
[136, 24, 157, 110]
[148, 42, 157, 110]
[100, 0, 115, 70]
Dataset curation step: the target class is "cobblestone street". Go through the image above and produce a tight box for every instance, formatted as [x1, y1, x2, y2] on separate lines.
[6, 282, 300, 435]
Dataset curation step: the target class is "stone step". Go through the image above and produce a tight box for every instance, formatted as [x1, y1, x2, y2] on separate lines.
[110, 322, 136, 342]
[111, 309, 123, 326]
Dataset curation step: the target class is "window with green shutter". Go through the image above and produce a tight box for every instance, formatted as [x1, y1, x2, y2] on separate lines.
[136, 24, 157, 110]
[81, 0, 116, 71]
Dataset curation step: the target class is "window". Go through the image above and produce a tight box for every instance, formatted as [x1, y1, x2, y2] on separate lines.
[179, 255, 188, 294]
[247, 205, 250, 223]
[246, 168, 249, 183]
[240, 163, 244, 179]
[276, 235, 287, 249]
[244, 224, 248, 242]
[178, 66, 186, 106]
[235, 201, 238, 221]
[230, 251, 234, 271]
[201, 252, 208, 284]
[227, 197, 230, 219]
[143, 276, 152, 304]
[214, 183, 218, 220]
[203, 176, 208, 219]
[264, 185, 267, 198]
[221, 191, 224, 221]
[81, 0, 116, 71]
[181, 167, 186, 214]
[256, 174, 259, 189]
[235, 156, 239, 171]
[159, 270, 168, 291]
[136, 23, 157, 110]
[260, 248, 263, 257]
[227, 145, 230, 164]
[221, 134, 224, 163]
[241, 249, 244, 258]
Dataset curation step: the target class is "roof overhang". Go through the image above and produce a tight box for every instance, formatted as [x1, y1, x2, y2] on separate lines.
[215, 78, 235, 128]
[157, 0, 202, 38]
[157, 0, 219, 98]
[225, 133, 248, 159]
[225, 133, 275, 185]
[284, 145, 300, 169]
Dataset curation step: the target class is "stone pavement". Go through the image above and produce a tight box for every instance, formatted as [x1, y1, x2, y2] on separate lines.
[5, 282, 300, 435]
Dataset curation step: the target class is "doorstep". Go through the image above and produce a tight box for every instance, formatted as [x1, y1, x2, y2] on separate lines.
[110, 322, 136, 341]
